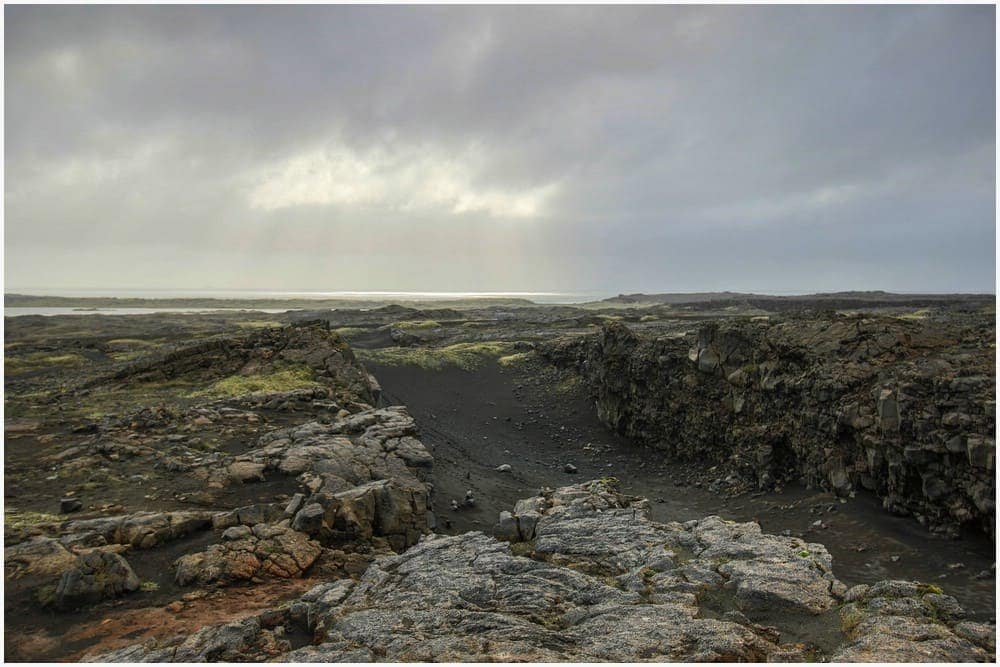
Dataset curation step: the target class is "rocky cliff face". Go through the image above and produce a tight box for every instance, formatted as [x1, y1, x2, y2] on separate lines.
[87, 480, 994, 662]
[540, 315, 995, 538]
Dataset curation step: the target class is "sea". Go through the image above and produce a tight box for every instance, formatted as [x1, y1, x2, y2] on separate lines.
[4, 290, 612, 317]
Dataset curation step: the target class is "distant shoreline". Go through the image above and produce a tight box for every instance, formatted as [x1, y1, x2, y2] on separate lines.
[4, 290, 993, 314]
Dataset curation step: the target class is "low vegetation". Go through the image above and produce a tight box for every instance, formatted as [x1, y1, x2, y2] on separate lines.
[333, 326, 366, 338]
[189, 365, 319, 398]
[498, 351, 534, 366]
[5, 352, 88, 374]
[357, 342, 518, 371]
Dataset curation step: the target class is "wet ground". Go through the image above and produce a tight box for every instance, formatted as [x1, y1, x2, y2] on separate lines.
[368, 357, 996, 621]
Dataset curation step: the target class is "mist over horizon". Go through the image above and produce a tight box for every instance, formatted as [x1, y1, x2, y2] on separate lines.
[5, 5, 996, 294]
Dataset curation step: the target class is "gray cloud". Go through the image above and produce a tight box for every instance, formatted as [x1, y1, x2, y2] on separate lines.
[5, 5, 995, 294]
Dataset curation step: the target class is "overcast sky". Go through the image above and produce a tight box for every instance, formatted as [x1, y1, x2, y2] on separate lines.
[5, 5, 995, 295]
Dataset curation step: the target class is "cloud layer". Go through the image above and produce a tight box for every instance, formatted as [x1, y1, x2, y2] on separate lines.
[5, 5, 995, 293]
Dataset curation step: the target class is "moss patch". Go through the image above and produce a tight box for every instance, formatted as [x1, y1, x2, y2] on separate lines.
[235, 320, 283, 329]
[333, 327, 366, 339]
[917, 583, 944, 596]
[357, 342, 518, 371]
[106, 338, 157, 347]
[5, 509, 62, 533]
[189, 365, 319, 398]
[839, 604, 866, 635]
[5, 352, 88, 374]
[498, 351, 533, 367]
[392, 320, 442, 331]
[553, 374, 583, 395]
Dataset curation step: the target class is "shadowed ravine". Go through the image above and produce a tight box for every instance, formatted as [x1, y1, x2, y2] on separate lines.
[368, 359, 996, 620]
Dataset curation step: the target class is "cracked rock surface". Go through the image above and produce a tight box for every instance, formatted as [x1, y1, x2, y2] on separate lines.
[87, 480, 994, 662]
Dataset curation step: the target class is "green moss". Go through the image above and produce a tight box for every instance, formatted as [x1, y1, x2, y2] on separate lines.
[498, 352, 533, 367]
[5, 509, 62, 533]
[640, 314, 659, 322]
[189, 365, 319, 398]
[5, 352, 88, 374]
[917, 583, 944, 596]
[333, 327, 366, 338]
[509, 541, 536, 558]
[106, 338, 157, 347]
[392, 319, 442, 331]
[35, 584, 57, 607]
[839, 604, 866, 634]
[553, 375, 583, 395]
[109, 351, 145, 362]
[798, 549, 811, 558]
[356, 342, 518, 371]
[235, 320, 283, 329]
[599, 476, 620, 489]
[139, 581, 160, 592]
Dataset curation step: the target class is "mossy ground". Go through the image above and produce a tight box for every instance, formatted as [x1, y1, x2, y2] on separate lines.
[5, 352, 89, 374]
[391, 319, 442, 331]
[333, 327, 366, 339]
[357, 342, 519, 371]
[188, 364, 320, 398]
[498, 351, 534, 367]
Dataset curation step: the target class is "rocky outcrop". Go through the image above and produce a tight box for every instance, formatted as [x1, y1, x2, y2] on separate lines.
[53, 551, 140, 610]
[175, 524, 322, 586]
[87, 481, 993, 662]
[166, 406, 433, 589]
[61, 510, 216, 549]
[833, 580, 996, 661]
[95, 320, 380, 406]
[5, 510, 214, 579]
[191, 406, 433, 550]
[541, 316, 995, 538]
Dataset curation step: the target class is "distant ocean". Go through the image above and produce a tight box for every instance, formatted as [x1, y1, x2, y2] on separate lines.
[4, 289, 612, 317]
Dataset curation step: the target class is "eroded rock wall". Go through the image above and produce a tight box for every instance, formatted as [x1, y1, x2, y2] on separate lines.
[541, 316, 995, 538]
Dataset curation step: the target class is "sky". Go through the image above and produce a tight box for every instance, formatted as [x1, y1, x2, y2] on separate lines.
[4, 5, 996, 295]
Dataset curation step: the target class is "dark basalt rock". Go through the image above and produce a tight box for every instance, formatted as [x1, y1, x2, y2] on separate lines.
[540, 316, 995, 538]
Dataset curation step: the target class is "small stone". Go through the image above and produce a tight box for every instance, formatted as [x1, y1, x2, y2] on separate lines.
[284, 493, 306, 517]
[166, 601, 184, 613]
[563, 463, 578, 474]
[496, 464, 512, 473]
[222, 525, 253, 541]
[60, 498, 83, 514]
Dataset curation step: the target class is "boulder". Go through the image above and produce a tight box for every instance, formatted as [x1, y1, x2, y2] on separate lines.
[175, 525, 322, 586]
[54, 551, 140, 609]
